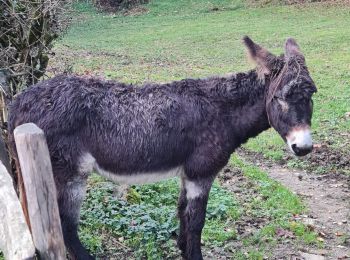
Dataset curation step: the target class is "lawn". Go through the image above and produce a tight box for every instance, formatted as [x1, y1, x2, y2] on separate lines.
[48, 0, 349, 258]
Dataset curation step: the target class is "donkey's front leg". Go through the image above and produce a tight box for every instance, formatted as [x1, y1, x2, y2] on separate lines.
[181, 176, 214, 260]
[177, 183, 188, 255]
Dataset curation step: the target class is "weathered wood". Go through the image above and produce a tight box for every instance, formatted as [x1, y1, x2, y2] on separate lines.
[14, 123, 66, 260]
[0, 131, 11, 175]
[0, 160, 36, 260]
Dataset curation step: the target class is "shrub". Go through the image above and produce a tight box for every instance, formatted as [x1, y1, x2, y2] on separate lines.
[92, 0, 149, 12]
[0, 0, 72, 96]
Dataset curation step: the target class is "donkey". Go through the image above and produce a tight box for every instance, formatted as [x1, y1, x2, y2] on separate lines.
[8, 37, 317, 260]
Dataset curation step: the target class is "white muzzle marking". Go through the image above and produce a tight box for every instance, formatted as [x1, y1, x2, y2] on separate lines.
[286, 127, 313, 153]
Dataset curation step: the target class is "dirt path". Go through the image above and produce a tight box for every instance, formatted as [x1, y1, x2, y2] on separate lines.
[239, 150, 350, 260]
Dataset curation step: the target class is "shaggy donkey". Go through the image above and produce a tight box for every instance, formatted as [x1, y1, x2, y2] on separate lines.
[8, 37, 317, 260]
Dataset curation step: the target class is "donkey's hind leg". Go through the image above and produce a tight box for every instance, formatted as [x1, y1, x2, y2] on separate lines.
[55, 171, 93, 260]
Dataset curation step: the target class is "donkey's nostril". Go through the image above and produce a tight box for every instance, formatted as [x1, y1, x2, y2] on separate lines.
[291, 144, 300, 155]
[291, 144, 313, 156]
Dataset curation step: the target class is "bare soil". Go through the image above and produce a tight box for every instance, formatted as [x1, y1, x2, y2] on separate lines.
[238, 149, 350, 260]
[279, 142, 350, 175]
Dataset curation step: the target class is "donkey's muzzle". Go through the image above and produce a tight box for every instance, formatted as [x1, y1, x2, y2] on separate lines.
[291, 143, 313, 156]
[286, 126, 313, 156]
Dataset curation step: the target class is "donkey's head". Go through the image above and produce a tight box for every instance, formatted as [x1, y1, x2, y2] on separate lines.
[243, 36, 317, 156]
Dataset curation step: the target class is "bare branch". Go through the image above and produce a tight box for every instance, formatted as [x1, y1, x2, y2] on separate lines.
[0, 0, 72, 97]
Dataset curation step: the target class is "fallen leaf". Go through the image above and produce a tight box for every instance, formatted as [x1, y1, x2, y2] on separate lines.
[317, 237, 325, 242]
[318, 231, 328, 238]
[276, 228, 295, 238]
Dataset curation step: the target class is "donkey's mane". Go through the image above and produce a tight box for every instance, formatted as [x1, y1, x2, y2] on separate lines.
[266, 61, 288, 105]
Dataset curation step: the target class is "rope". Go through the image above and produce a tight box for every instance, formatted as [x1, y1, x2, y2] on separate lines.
[265, 57, 302, 126]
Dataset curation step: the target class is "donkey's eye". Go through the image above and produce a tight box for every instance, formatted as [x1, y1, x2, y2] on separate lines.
[277, 98, 289, 112]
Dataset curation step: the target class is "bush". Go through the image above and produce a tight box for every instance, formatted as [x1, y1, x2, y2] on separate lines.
[0, 0, 72, 96]
[93, 0, 149, 12]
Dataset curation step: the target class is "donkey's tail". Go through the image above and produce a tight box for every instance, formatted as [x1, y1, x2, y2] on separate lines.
[7, 96, 24, 170]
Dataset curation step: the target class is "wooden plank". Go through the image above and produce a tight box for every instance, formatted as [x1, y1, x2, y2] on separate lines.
[0, 129, 31, 237]
[14, 123, 66, 260]
[0, 160, 36, 260]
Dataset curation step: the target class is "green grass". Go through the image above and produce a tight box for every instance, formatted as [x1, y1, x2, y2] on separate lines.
[232, 156, 304, 217]
[50, 0, 345, 257]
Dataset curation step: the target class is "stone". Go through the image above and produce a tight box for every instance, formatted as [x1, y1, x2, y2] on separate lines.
[300, 252, 325, 260]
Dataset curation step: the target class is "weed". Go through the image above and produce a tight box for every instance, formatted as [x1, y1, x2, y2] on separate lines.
[232, 250, 265, 260]
[80, 176, 240, 258]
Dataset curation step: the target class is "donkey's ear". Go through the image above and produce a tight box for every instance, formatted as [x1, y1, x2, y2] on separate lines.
[285, 38, 304, 60]
[243, 36, 276, 77]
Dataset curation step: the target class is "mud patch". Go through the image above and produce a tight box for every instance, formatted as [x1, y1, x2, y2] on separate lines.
[244, 143, 350, 178]
[219, 167, 271, 237]
[305, 143, 350, 175]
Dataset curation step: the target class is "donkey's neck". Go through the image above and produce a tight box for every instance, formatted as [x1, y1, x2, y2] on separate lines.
[217, 71, 271, 149]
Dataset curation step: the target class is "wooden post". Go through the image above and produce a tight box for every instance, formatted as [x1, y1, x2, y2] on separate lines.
[14, 123, 66, 260]
[0, 160, 36, 260]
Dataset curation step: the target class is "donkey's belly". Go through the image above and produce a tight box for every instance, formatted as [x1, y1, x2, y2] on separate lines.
[79, 153, 184, 184]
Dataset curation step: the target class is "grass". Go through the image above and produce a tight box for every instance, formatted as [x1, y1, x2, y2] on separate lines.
[49, 0, 346, 258]
[229, 155, 321, 257]
[232, 157, 304, 217]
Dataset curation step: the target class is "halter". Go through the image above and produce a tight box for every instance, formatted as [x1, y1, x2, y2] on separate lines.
[265, 58, 302, 126]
